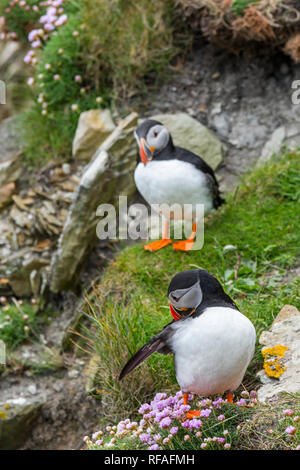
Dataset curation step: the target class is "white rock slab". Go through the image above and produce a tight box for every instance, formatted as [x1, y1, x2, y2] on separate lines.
[257, 305, 300, 402]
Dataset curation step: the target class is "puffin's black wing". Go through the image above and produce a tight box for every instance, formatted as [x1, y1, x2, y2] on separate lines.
[119, 322, 174, 381]
[174, 147, 224, 209]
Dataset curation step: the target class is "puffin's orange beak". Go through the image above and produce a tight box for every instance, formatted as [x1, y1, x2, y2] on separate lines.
[139, 138, 153, 166]
[169, 302, 182, 321]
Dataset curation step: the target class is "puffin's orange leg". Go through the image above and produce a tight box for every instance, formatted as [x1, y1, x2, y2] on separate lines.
[183, 392, 201, 419]
[226, 392, 251, 407]
[226, 392, 234, 404]
[173, 222, 197, 252]
[143, 220, 172, 252]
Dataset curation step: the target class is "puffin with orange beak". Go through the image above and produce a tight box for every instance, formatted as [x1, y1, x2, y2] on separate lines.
[134, 120, 224, 252]
[119, 269, 256, 417]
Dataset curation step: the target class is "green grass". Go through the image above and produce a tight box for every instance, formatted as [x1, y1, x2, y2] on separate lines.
[0, 299, 44, 350]
[231, 1, 259, 15]
[83, 151, 300, 428]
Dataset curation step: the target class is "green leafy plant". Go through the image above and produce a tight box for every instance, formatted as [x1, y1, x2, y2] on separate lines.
[0, 298, 42, 349]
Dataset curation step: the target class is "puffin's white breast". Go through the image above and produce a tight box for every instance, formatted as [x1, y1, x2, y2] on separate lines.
[169, 307, 256, 396]
[134, 160, 214, 219]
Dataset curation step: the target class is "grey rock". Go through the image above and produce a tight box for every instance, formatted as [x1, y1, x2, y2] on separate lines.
[0, 397, 43, 450]
[0, 116, 23, 162]
[257, 305, 300, 403]
[256, 126, 286, 167]
[0, 182, 15, 212]
[0, 117, 23, 186]
[62, 163, 71, 175]
[27, 384, 37, 395]
[148, 113, 223, 170]
[72, 109, 116, 162]
[50, 112, 138, 292]
[0, 154, 22, 188]
[9, 256, 49, 297]
[0, 41, 21, 69]
[68, 369, 79, 379]
[256, 122, 300, 168]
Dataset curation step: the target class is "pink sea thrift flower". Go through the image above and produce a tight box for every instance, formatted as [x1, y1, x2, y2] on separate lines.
[139, 433, 151, 444]
[44, 23, 55, 32]
[170, 426, 178, 435]
[283, 409, 294, 416]
[139, 403, 151, 414]
[236, 399, 246, 406]
[285, 426, 296, 435]
[200, 408, 212, 418]
[160, 417, 172, 428]
[149, 444, 161, 450]
[55, 14, 67, 26]
[28, 29, 39, 42]
[32, 40, 41, 48]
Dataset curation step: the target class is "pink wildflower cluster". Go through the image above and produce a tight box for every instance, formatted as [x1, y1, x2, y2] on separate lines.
[282, 408, 300, 447]
[84, 390, 259, 451]
[23, 0, 67, 67]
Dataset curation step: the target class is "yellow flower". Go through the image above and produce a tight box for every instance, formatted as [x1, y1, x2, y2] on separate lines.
[0, 411, 7, 420]
[262, 344, 288, 378]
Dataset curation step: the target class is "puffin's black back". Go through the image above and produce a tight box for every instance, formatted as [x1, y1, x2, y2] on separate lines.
[197, 270, 237, 310]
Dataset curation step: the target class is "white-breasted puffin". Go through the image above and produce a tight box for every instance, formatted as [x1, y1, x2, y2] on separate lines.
[134, 120, 224, 252]
[119, 269, 256, 417]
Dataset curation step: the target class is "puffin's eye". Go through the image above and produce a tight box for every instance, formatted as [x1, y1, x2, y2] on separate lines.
[154, 131, 158, 138]
[171, 294, 179, 302]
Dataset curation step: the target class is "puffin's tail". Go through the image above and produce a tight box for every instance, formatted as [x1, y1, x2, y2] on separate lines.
[214, 192, 225, 209]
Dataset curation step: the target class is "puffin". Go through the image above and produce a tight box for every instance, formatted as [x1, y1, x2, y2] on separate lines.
[119, 269, 256, 417]
[134, 120, 224, 252]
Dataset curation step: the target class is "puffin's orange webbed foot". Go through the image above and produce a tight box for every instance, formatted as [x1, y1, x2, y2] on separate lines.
[186, 410, 201, 419]
[172, 240, 194, 252]
[143, 238, 172, 252]
[173, 222, 197, 252]
[182, 392, 201, 419]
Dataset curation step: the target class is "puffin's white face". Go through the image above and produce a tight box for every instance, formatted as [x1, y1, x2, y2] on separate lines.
[134, 121, 170, 166]
[146, 124, 170, 153]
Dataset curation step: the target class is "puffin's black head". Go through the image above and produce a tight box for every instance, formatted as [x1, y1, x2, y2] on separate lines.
[168, 269, 236, 321]
[134, 119, 173, 165]
[168, 270, 202, 321]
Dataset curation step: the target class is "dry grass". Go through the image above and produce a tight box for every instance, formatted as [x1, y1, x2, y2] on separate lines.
[177, 0, 300, 59]
[238, 394, 300, 449]
[284, 33, 300, 62]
